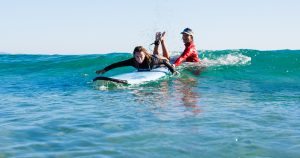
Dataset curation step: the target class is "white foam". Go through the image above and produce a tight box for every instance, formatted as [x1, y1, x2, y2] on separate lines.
[202, 53, 251, 67]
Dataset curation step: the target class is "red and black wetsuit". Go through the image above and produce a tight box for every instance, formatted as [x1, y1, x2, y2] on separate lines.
[103, 55, 175, 73]
[173, 42, 200, 66]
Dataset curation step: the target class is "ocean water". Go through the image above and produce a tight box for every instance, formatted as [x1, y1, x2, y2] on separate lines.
[0, 49, 300, 157]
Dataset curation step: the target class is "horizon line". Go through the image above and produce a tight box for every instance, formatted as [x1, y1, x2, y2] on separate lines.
[1, 49, 299, 55]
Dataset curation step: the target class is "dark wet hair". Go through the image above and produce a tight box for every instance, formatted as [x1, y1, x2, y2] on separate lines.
[133, 46, 152, 62]
[133, 46, 151, 57]
[133, 46, 149, 54]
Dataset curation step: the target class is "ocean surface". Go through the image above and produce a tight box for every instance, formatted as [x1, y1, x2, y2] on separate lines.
[1, 49, 300, 157]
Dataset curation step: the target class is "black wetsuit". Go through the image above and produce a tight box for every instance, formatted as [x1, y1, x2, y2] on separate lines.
[103, 55, 175, 73]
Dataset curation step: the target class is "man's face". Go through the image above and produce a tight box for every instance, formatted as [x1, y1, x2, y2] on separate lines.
[182, 33, 193, 44]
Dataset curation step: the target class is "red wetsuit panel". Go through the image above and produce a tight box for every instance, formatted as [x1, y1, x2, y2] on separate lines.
[174, 42, 200, 66]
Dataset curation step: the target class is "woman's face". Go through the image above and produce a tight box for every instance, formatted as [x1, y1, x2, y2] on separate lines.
[134, 51, 145, 64]
[182, 33, 193, 44]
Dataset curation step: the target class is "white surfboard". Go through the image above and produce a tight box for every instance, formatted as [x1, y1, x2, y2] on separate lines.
[93, 67, 170, 85]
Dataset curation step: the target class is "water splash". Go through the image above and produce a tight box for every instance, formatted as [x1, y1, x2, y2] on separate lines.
[202, 53, 251, 67]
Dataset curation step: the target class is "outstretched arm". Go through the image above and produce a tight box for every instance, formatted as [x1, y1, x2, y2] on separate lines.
[158, 58, 175, 74]
[95, 58, 134, 74]
[173, 50, 189, 67]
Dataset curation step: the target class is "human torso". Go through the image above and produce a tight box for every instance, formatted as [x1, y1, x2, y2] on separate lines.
[184, 42, 200, 62]
[134, 55, 161, 71]
[173, 42, 200, 66]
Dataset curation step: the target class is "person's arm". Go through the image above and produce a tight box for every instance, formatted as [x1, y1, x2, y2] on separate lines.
[96, 58, 134, 74]
[157, 58, 175, 74]
[173, 46, 193, 66]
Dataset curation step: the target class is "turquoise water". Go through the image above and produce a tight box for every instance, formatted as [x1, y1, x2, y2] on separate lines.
[1, 50, 300, 157]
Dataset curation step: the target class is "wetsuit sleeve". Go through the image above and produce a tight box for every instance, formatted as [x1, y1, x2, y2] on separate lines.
[103, 58, 135, 72]
[158, 59, 175, 74]
[173, 46, 192, 66]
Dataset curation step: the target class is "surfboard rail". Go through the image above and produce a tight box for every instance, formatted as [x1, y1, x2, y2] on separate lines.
[93, 76, 128, 84]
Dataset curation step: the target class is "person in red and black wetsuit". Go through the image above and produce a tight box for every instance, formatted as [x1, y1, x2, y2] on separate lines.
[95, 46, 177, 75]
[173, 28, 200, 66]
[156, 28, 200, 67]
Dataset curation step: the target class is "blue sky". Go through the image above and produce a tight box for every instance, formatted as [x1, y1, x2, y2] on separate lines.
[0, 0, 299, 54]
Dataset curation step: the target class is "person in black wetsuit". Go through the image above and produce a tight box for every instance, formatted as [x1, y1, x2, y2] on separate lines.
[95, 46, 177, 74]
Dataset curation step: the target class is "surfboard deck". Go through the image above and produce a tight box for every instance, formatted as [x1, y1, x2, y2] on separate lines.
[93, 67, 170, 85]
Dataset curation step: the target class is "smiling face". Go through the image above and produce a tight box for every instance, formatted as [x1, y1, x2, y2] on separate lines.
[134, 51, 145, 64]
[182, 33, 193, 44]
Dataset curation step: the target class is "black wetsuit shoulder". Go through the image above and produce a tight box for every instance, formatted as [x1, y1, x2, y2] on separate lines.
[103, 56, 175, 74]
